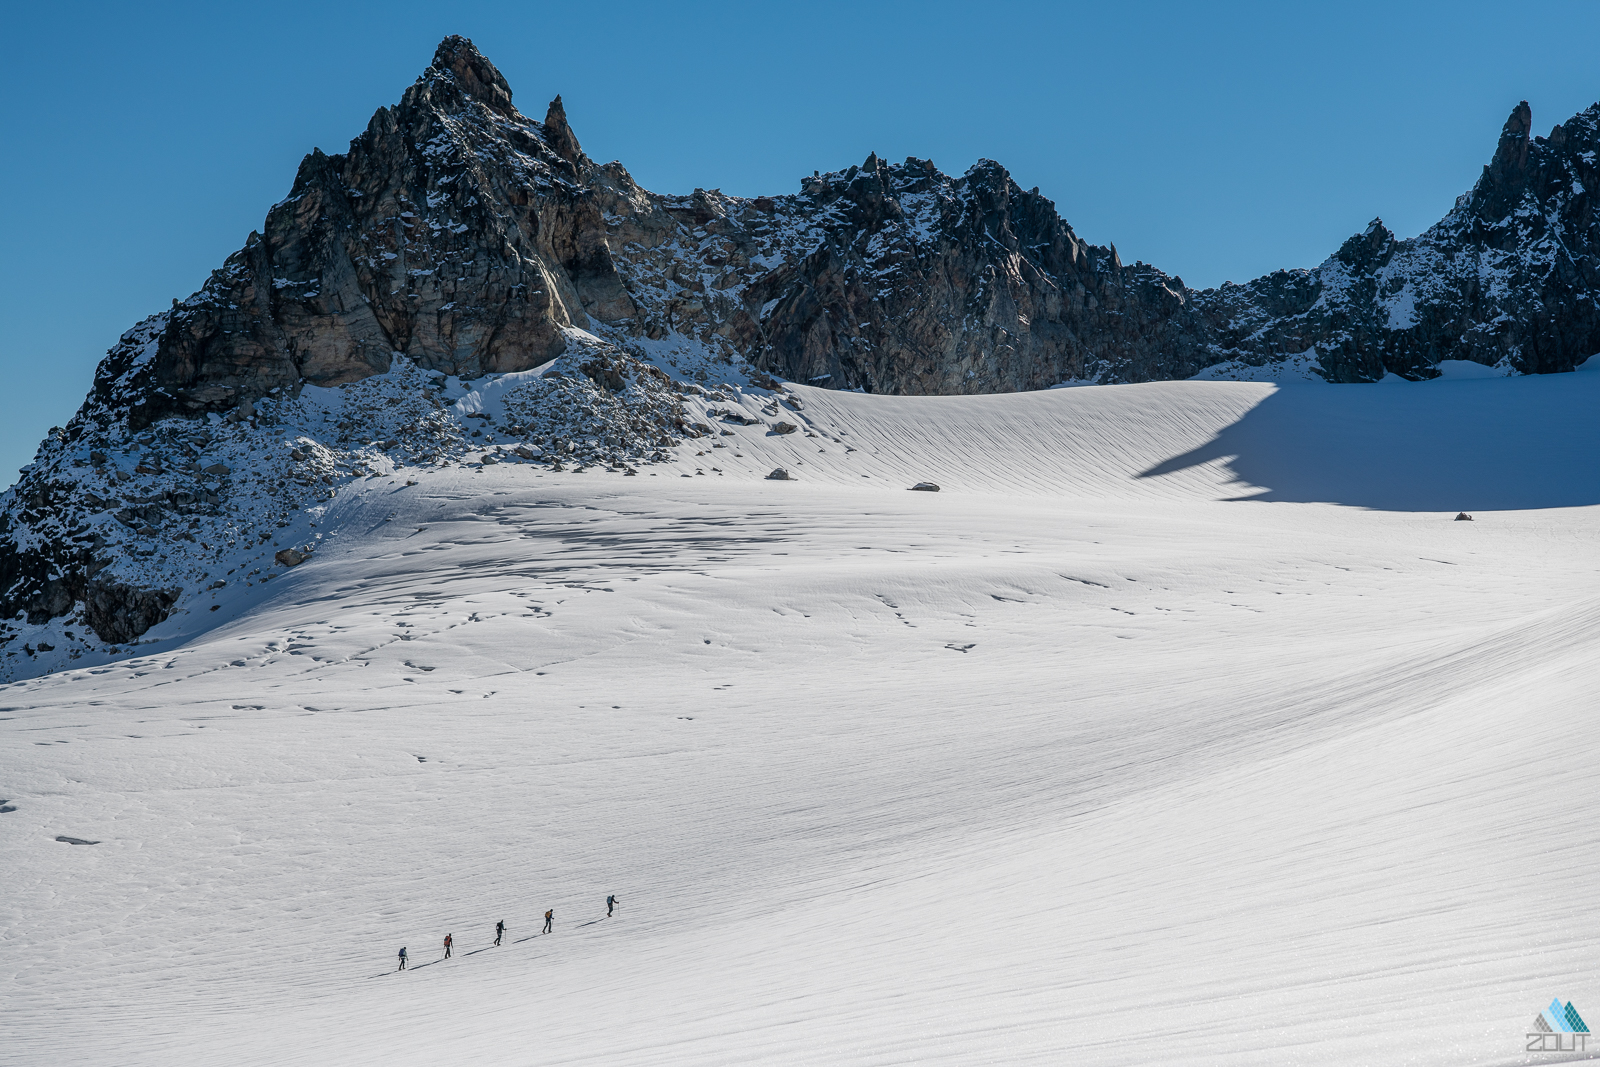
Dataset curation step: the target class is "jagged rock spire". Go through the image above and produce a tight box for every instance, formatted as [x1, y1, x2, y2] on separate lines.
[1474, 100, 1533, 221]
[428, 35, 515, 116]
[1492, 100, 1533, 179]
[545, 95, 584, 164]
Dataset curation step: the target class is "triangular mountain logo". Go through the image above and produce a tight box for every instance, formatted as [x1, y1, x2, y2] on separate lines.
[1541, 998, 1591, 1033]
[1529, 998, 1591, 1052]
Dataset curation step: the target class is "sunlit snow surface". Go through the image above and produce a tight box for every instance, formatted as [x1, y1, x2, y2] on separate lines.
[6, 372, 1600, 1065]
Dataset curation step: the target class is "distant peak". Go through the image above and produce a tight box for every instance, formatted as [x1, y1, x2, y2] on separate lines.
[428, 35, 515, 116]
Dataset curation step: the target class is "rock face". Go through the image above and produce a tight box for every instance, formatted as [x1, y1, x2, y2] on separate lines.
[5, 35, 1600, 659]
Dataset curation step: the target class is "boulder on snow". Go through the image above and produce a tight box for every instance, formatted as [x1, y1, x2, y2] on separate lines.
[275, 547, 309, 567]
[909, 482, 940, 492]
[1455, 511, 1473, 521]
[771, 421, 798, 435]
[203, 463, 231, 476]
[766, 468, 793, 481]
[481, 454, 498, 465]
[514, 444, 542, 459]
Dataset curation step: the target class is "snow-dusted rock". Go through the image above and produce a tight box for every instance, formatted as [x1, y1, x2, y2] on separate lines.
[0, 335, 687, 669]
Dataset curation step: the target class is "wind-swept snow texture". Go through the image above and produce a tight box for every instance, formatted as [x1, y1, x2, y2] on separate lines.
[6, 370, 1600, 1066]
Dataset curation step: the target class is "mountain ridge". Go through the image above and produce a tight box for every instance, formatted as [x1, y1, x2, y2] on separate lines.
[3, 34, 1600, 666]
[109, 35, 1600, 416]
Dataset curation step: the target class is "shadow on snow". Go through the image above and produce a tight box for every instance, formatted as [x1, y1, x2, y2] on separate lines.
[1139, 368, 1600, 511]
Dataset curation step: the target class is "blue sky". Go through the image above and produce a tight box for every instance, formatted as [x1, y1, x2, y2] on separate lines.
[4, 1, 1600, 486]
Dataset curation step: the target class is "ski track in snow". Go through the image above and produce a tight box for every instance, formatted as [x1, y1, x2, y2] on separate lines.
[5, 373, 1600, 1065]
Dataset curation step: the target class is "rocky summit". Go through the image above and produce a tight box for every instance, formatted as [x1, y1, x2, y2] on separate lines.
[5, 34, 1600, 669]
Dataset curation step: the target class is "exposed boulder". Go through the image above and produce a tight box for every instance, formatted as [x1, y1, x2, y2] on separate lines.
[81, 579, 180, 644]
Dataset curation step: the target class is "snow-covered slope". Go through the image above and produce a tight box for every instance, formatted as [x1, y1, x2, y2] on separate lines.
[6, 369, 1600, 1066]
[0, 328, 690, 681]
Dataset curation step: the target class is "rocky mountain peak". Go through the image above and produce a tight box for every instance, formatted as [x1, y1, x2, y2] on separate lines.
[426, 35, 516, 117]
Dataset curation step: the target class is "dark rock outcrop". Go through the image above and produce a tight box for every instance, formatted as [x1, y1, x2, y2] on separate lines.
[81, 579, 180, 645]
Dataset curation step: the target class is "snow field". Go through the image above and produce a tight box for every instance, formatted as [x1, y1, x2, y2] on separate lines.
[6, 372, 1600, 1065]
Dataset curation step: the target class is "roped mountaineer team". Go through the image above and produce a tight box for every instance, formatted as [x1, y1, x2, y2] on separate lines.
[398, 895, 618, 971]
